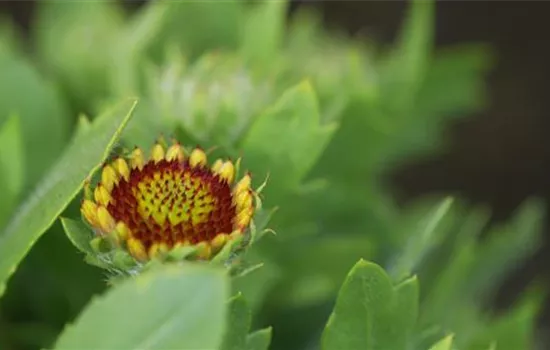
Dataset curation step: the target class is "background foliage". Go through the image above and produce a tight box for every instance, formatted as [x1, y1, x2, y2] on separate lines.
[0, 1, 545, 349]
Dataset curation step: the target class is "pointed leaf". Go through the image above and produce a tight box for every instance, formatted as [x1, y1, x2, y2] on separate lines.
[0, 98, 137, 296]
[322, 260, 419, 350]
[429, 335, 454, 350]
[245, 327, 272, 350]
[240, 81, 337, 201]
[465, 199, 544, 299]
[54, 264, 229, 349]
[381, 0, 435, 109]
[222, 293, 252, 350]
[389, 197, 454, 281]
[241, 0, 288, 67]
[145, 1, 243, 60]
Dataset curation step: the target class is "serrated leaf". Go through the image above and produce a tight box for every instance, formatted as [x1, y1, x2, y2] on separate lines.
[240, 81, 337, 202]
[0, 98, 137, 297]
[322, 260, 419, 350]
[414, 45, 492, 118]
[54, 264, 229, 349]
[60, 217, 94, 255]
[381, 0, 434, 110]
[429, 334, 454, 350]
[245, 327, 272, 350]
[222, 293, 252, 350]
[0, 114, 24, 228]
[465, 289, 541, 350]
[389, 197, 454, 281]
[241, 0, 287, 68]
[419, 206, 490, 326]
[465, 199, 544, 299]
[145, 0, 243, 61]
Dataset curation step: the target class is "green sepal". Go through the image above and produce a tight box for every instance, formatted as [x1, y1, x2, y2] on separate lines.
[89, 236, 112, 254]
[212, 234, 244, 265]
[111, 250, 139, 271]
[166, 245, 198, 261]
[60, 217, 95, 255]
[84, 254, 111, 270]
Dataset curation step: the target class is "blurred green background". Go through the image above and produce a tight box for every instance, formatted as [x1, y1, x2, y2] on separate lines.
[0, 1, 549, 349]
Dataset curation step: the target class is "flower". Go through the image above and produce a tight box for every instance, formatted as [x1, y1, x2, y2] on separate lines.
[80, 139, 255, 262]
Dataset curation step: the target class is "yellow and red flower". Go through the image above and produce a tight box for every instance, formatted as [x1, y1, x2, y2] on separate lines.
[80, 139, 256, 262]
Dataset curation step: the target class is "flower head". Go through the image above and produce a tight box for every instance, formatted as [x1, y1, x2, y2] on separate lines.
[81, 139, 255, 262]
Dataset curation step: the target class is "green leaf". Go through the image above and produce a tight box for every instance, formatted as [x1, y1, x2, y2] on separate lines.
[0, 114, 24, 228]
[419, 206, 490, 326]
[245, 327, 272, 350]
[54, 264, 229, 349]
[465, 199, 544, 299]
[466, 288, 542, 350]
[414, 45, 492, 118]
[241, 0, 288, 68]
[110, 0, 169, 97]
[145, 0, 243, 61]
[240, 81, 337, 202]
[231, 251, 282, 312]
[0, 98, 137, 297]
[73, 114, 92, 142]
[322, 260, 419, 350]
[0, 45, 69, 186]
[60, 217, 94, 255]
[271, 235, 375, 308]
[222, 293, 252, 350]
[381, 0, 435, 109]
[33, 1, 124, 109]
[389, 197, 454, 281]
[429, 334, 454, 350]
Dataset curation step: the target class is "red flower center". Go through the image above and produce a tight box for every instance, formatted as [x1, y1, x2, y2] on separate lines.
[107, 159, 236, 250]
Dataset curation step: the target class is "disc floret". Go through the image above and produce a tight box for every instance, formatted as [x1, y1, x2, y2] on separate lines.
[80, 140, 256, 263]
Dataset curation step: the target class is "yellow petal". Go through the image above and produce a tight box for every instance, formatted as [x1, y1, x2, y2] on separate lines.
[230, 231, 242, 240]
[189, 148, 207, 168]
[130, 147, 145, 170]
[113, 158, 130, 181]
[173, 240, 191, 250]
[101, 165, 119, 192]
[211, 233, 229, 250]
[166, 143, 185, 162]
[115, 221, 130, 241]
[211, 159, 223, 173]
[94, 184, 112, 207]
[196, 243, 212, 259]
[151, 143, 165, 163]
[235, 208, 253, 230]
[218, 161, 235, 184]
[235, 189, 253, 212]
[158, 242, 170, 254]
[127, 238, 148, 261]
[148, 243, 161, 259]
[233, 173, 252, 195]
[97, 206, 116, 233]
[81, 200, 98, 226]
